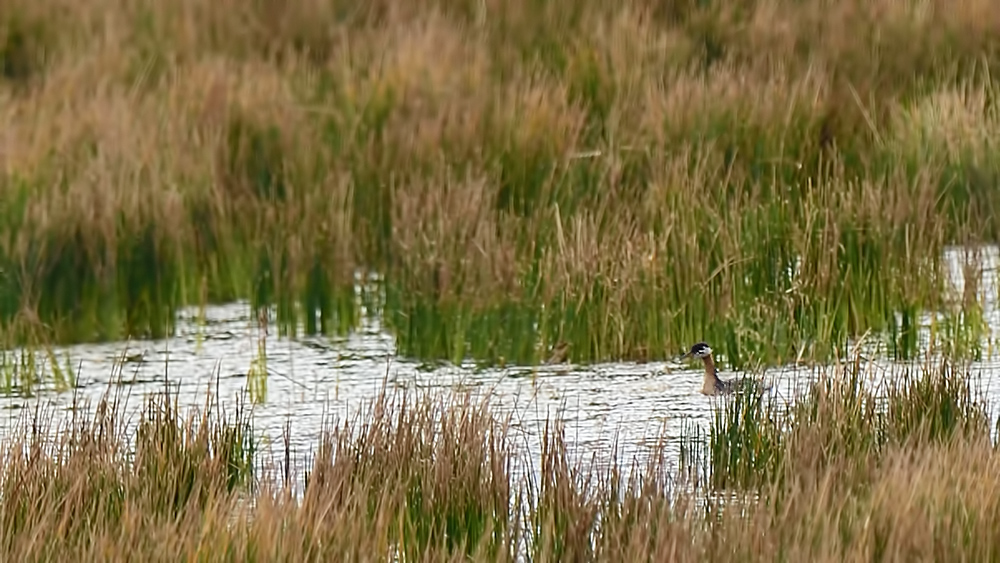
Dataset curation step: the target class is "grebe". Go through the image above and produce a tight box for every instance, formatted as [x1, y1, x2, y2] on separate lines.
[679, 342, 764, 396]
[545, 341, 570, 364]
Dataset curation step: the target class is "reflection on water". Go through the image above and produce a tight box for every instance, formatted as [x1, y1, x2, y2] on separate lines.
[2, 247, 1000, 486]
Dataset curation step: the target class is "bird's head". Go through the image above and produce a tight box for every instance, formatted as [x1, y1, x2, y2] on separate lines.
[679, 342, 713, 360]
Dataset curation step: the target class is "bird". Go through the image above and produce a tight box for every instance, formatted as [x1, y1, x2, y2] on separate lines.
[678, 342, 766, 396]
[123, 351, 145, 364]
[545, 341, 570, 365]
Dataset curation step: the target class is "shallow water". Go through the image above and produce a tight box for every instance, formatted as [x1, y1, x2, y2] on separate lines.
[3, 247, 1000, 490]
[0, 303, 813, 482]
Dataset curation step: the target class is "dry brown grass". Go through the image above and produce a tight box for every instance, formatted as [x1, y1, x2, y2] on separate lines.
[1, 0, 998, 364]
[2, 357, 999, 561]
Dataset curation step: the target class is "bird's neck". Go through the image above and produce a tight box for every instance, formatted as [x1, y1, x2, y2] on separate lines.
[702, 356, 719, 390]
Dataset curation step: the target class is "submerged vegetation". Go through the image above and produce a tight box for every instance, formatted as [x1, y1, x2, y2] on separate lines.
[2, 356, 998, 560]
[2, 0, 1000, 366]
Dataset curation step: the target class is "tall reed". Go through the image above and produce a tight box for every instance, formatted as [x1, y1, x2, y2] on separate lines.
[707, 353, 992, 494]
[2, 0, 999, 366]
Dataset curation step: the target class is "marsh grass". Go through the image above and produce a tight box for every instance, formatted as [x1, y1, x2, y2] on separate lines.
[0, 342, 77, 396]
[0, 380, 256, 559]
[707, 352, 992, 497]
[3, 357, 1000, 560]
[2, 0, 1000, 368]
[709, 388, 783, 490]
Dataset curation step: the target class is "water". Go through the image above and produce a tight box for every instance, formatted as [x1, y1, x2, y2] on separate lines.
[0, 303, 812, 480]
[3, 247, 1000, 490]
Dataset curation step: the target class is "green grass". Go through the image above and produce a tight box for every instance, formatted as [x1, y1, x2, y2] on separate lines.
[2, 0, 1000, 369]
[1, 382, 255, 558]
[704, 351, 992, 495]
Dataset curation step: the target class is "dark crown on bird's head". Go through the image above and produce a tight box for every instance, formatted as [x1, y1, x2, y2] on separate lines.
[686, 342, 713, 359]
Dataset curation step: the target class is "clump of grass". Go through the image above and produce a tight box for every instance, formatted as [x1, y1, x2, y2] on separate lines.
[884, 359, 990, 445]
[706, 352, 992, 495]
[302, 386, 516, 560]
[709, 388, 783, 490]
[0, 382, 255, 558]
[0, 328, 78, 396]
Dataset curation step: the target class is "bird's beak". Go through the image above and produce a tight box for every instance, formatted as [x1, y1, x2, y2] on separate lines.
[677, 351, 692, 361]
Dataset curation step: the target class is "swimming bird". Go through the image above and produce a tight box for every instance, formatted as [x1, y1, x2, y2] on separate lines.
[123, 351, 145, 364]
[545, 341, 570, 365]
[678, 342, 765, 396]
